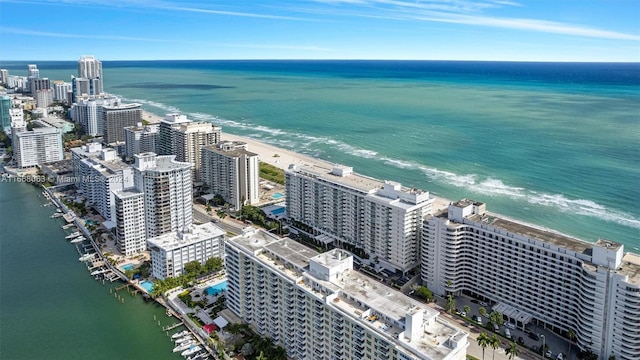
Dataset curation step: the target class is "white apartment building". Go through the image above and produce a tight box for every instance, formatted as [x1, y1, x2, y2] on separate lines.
[124, 123, 159, 159]
[113, 188, 146, 255]
[70, 96, 120, 136]
[35, 89, 53, 108]
[72, 148, 134, 223]
[13, 127, 63, 168]
[77, 55, 103, 95]
[133, 152, 193, 239]
[53, 81, 72, 104]
[286, 164, 433, 273]
[157, 114, 221, 181]
[226, 228, 468, 360]
[421, 199, 640, 360]
[147, 223, 225, 279]
[201, 141, 260, 210]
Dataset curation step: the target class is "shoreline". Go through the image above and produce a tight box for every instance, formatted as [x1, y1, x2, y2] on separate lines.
[142, 110, 451, 212]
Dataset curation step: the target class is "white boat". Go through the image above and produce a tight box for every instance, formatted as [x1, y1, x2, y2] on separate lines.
[70, 237, 85, 244]
[181, 345, 201, 357]
[173, 341, 195, 353]
[90, 269, 108, 276]
[171, 330, 189, 339]
[78, 253, 94, 262]
[65, 231, 81, 239]
[174, 336, 193, 344]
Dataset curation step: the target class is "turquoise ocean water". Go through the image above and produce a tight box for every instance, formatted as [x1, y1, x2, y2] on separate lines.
[2, 60, 638, 250]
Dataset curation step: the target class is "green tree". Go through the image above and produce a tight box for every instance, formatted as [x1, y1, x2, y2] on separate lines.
[256, 351, 268, 360]
[205, 257, 223, 272]
[415, 286, 434, 302]
[479, 307, 487, 318]
[216, 209, 227, 219]
[477, 332, 490, 360]
[505, 342, 520, 360]
[464, 305, 471, 317]
[183, 260, 203, 277]
[446, 294, 456, 314]
[489, 334, 500, 360]
[205, 203, 212, 214]
[567, 329, 575, 360]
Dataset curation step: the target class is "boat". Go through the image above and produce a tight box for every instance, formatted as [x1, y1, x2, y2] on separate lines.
[65, 231, 81, 239]
[78, 253, 94, 262]
[187, 353, 206, 360]
[70, 237, 85, 244]
[173, 341, 195, 353]
[174, 336, 193, 344]
[50, 213, 63, 218]
[62, 223, 75, 230]
[181, 345, 201, 357]
[171, 330, 189, 339]
[90, 269, 108, 276]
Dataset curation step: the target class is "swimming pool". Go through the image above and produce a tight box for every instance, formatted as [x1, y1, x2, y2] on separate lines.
[121, 263, 135, 271]
[205, 281, 228, 296]
[271, 207, 285, 215]
[272, 192, 285, 199]
[140, 280, 154, 293]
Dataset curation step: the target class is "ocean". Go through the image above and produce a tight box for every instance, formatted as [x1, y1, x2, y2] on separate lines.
[0, 60, 638, 358]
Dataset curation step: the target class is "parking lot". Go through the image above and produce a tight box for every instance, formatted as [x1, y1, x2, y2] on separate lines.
[448, 294, 573, 359]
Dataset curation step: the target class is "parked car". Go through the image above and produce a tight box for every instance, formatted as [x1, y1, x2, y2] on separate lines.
[517, 336, 525, 344]
[529, 332, 540, 341]
[494, 324, 500, 332]
[505, 322, 516, 330]
[505, 329, 511, 339]
[471, 299, 479, 304]
[556, 353, 563, 360]
[545, 350, 552, 358]
[479, 301, 489, 307]
[475, 315, 483, 324]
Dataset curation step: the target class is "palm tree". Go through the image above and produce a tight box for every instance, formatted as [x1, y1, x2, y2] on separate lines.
[477, 332, 491, 360]
[567, 329, 575, 360]
[256, 351, 268, 360]
[446, 294, 456, 313]
[489, 334, 500, 360]
[464, 305, 471, 317]
[505, 342, 520, 360]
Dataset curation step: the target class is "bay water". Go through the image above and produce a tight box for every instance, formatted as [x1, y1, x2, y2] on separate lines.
[0, 181, 183, 359]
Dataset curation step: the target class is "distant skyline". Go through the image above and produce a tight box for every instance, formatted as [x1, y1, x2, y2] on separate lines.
[0, 0, 639, 62]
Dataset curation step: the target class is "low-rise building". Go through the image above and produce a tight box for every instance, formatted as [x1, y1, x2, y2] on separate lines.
[148, 223, 225, 279]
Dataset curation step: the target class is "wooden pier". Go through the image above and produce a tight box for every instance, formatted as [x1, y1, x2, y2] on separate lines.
[162, 322, 184, 332]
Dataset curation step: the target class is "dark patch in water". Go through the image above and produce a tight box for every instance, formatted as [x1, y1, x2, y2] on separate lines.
[112, 82, 234, 90]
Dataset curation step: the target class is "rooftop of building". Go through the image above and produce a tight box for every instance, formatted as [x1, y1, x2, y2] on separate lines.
[287, 163, 382, 194]
[202, 144, 258, 158]
[112, 187, 143, 199]
[147, 223, 225, 250]
[618, 252, 640, 284]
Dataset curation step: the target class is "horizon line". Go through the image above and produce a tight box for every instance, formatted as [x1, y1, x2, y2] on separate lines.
[1, 58, 639, 64]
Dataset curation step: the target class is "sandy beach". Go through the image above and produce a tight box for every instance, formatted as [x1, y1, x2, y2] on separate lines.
[142, 110, 451, 212]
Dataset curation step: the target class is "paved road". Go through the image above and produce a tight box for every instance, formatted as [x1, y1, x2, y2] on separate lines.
[192, 204, 245, 235]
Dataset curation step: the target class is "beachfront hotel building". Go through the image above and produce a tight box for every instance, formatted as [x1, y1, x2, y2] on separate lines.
[71, 146, 134, 223]
[285, 164, 433, 274]
[77, 55, 103, 95]
[132, 152, 193, 239]
[200, 141, 260, 210]
[113, 189, 146, 255]
[225, 228, 468, 360]
[12, 127, 63, 168]
[102, 103, 142, 145]
[421, 199, 640, 360]
[124, 123, 159, 159]
[157, 114, 221, 181]
[147, 223, 225, 279]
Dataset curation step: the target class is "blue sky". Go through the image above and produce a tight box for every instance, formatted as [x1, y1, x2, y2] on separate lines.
[0, 0, 638, 61]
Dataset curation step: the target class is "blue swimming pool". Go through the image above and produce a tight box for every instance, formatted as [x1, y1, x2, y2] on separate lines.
[140, 280, 154, 293]
[272, 192, 285, 199]
[206, 281, 228, 296]
[271, 207, 285, 215]
[121, 263, 135, 271]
